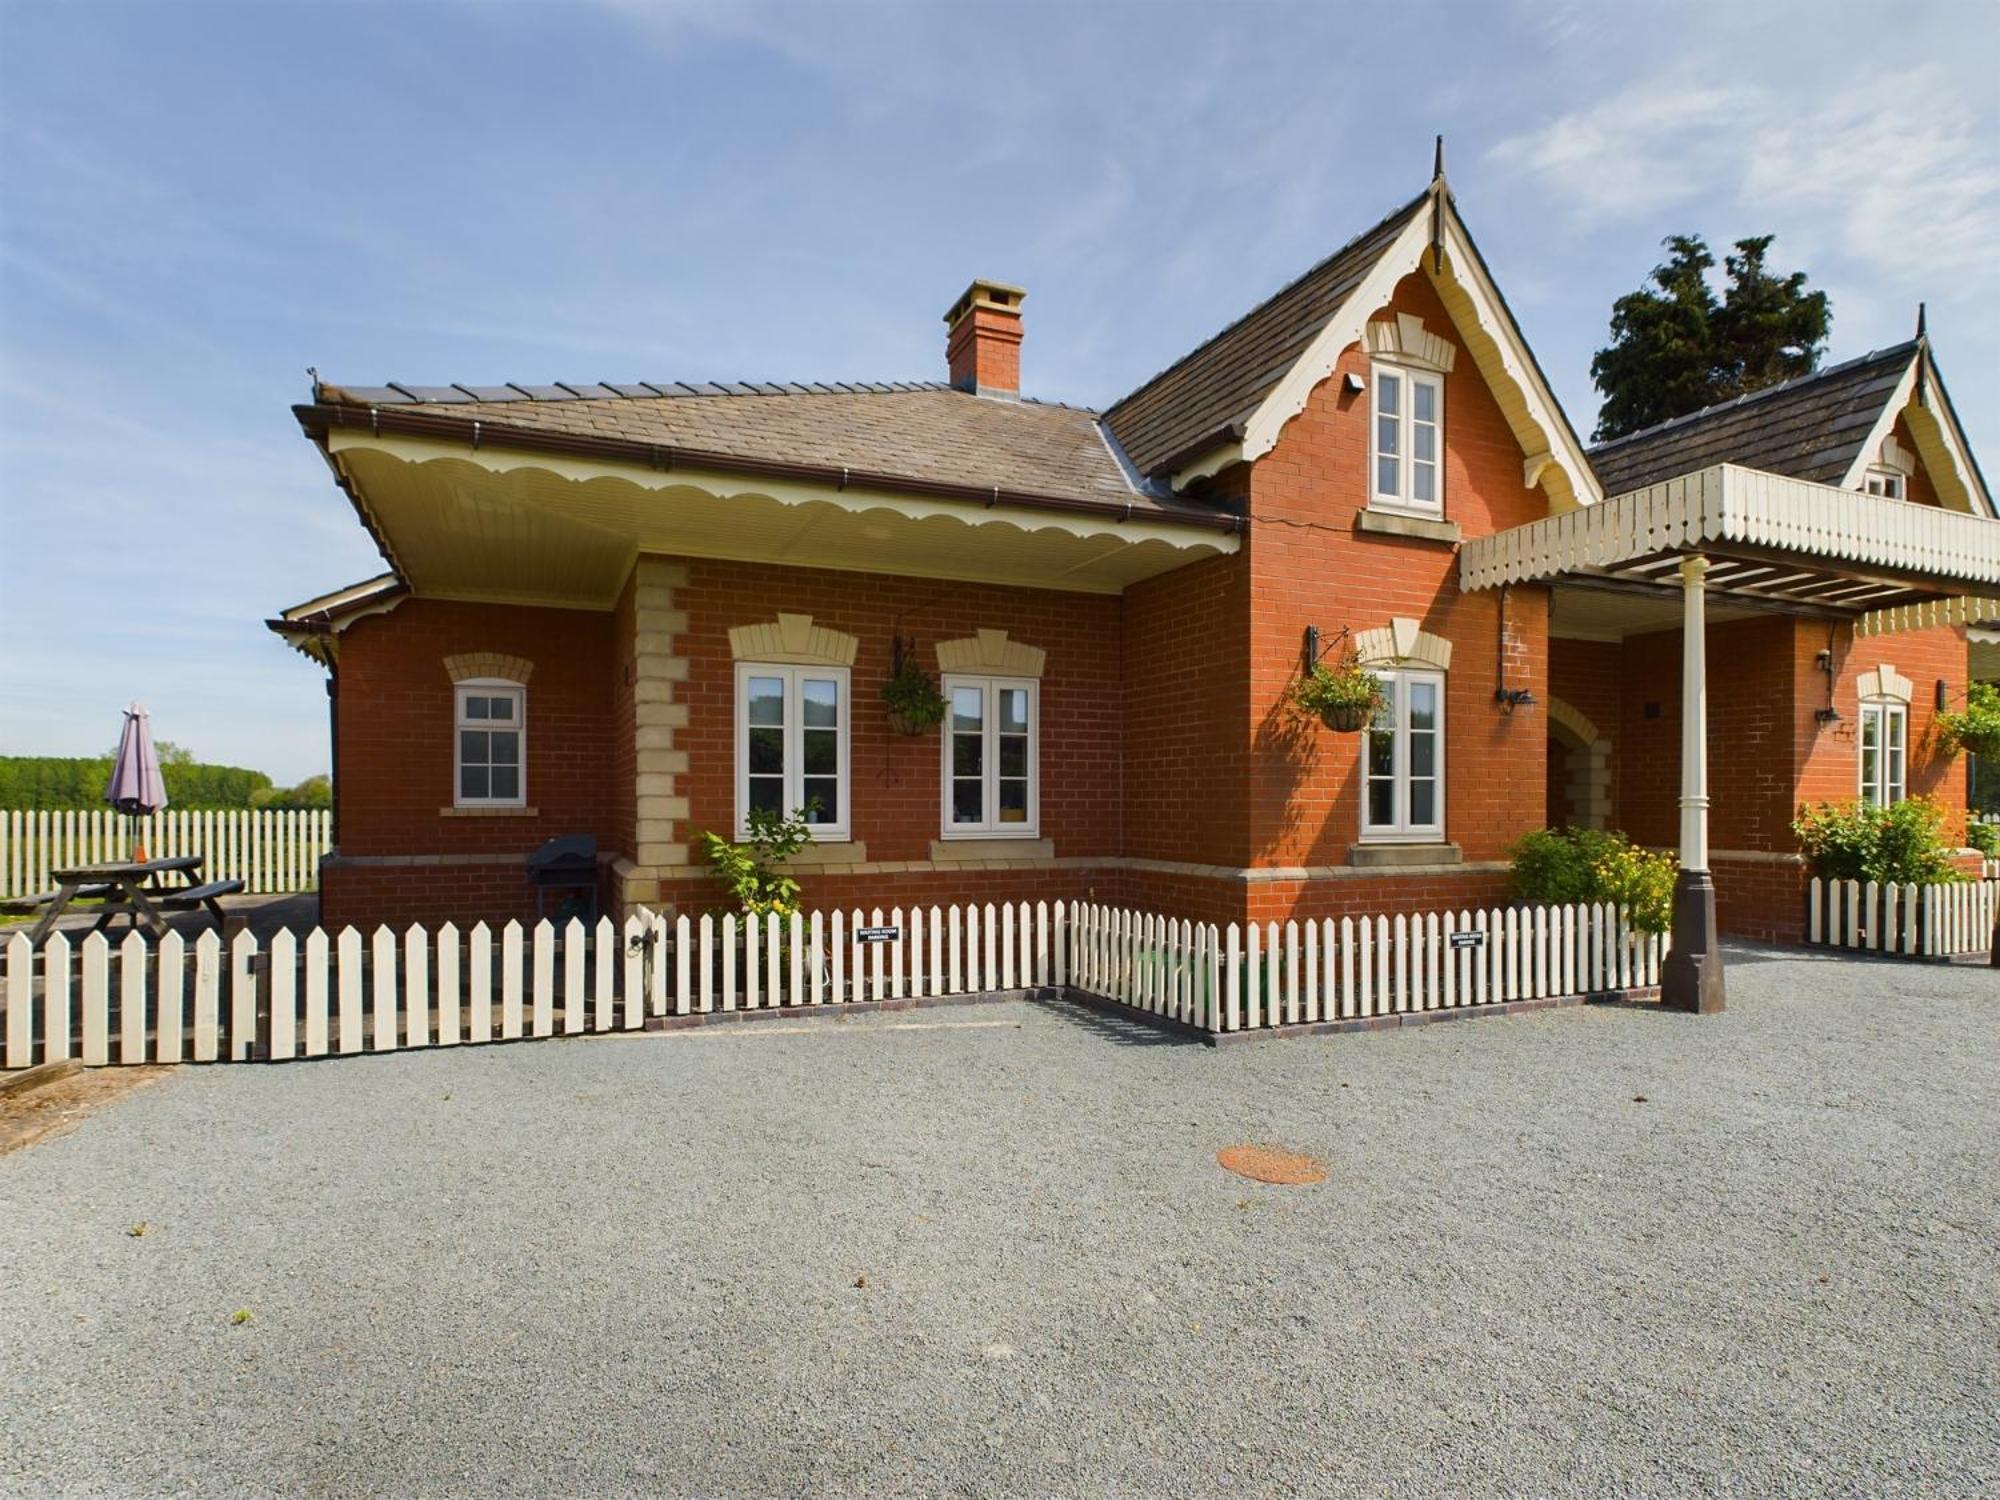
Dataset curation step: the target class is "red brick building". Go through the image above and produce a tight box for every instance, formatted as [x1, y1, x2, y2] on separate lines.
[272, 168, 1999, 982]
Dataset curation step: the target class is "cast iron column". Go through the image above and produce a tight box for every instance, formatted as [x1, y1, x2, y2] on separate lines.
[1661, 554, 1725, 1012]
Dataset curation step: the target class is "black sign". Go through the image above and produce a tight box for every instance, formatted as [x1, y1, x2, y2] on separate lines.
[856, 926, 901, 944]
[1448, 931, 1486, 950]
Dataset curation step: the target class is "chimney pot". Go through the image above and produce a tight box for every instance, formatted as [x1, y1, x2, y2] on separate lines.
[944, 279, 1025, 396]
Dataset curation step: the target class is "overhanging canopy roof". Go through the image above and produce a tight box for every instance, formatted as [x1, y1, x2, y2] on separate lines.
[317, 430, 1239, 609]
[1461, 463, 2000, 620]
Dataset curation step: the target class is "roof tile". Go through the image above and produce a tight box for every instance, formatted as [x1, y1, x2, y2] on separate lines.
[1589, 344, 1917, 495]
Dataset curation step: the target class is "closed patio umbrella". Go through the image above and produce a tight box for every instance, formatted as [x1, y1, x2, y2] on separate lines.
[105, 701, 169, 862]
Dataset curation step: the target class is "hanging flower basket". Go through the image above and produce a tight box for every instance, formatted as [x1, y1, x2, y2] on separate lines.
[882, 655, 947, 736]
[1937, 682, 2000, 759]
[887, 703, 939, 737]
[1292, 649, 1386, 734]
[1320, 700, 1373, 733]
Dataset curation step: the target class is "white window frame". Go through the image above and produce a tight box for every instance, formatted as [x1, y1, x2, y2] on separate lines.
[453, 679, 526, 809]
[734, 662, 851, 840]
[938, 674, 1040, 839]
[1858, 698, 1908, 808]
[1863, 467, 1907, 501]
[1369, 359, 1445, 516]
[1358, 666, 1446, 841]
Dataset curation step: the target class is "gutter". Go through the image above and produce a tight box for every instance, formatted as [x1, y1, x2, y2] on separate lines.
[294, 403, 1244, 536]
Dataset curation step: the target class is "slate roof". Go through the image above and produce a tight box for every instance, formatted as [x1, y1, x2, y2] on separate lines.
[1101, 192, 1428, 478]
[307, 379, 1206, 517]
[1587, 343, 1918, 497]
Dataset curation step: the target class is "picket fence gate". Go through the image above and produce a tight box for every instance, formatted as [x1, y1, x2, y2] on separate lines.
[1806, 876, 1998, 958]
[0, 808, 332, 899]
[2, 896, 1667, 1069]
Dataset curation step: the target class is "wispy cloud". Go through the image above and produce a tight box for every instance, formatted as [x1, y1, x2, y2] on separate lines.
[1491, 63, 2000, 283]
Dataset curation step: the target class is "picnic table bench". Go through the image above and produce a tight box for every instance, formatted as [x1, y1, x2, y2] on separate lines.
[0, 856, 245, 945]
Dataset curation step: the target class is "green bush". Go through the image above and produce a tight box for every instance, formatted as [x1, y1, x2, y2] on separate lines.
[1506, 827, 1677, 934]
[697, 803, 816, 918]
[1791, 795, 1962, 884]
[1966, 819, 1999, 859]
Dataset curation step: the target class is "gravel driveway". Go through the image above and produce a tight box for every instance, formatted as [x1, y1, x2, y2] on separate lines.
[2, 944, 1995, 1497]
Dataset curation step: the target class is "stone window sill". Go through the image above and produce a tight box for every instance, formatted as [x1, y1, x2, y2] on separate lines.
[930, 837, 1055, 863]
[1356, 509, 1461, 545]
[1347, 841, 1463, 869]
[441, 805, 539, 818]
[775, 841, 867, 867]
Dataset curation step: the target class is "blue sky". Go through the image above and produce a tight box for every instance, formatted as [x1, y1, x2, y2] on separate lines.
[3, 0, 1996, 783]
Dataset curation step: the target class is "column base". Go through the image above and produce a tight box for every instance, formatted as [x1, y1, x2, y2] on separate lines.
[1661, 869, 1725, 1014]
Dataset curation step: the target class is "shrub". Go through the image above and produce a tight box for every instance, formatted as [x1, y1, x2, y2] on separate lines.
[1791, 795, 1962, 884]
[697, 803, 816, 918]
[1507, 827, 1677, 934]
[1967, 819, 2000, 859]
[1936, 680, 2000, 759]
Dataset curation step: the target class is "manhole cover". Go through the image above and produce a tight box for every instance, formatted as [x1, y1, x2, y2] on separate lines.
[1216, 1144, 1327, 1185]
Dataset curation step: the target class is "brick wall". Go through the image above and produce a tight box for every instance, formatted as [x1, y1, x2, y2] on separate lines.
[1241, 268, 1552, 895]
[320, 597, 622, 926]
[669, 558, 1123, 862]
[1121, 482, 1252, 871]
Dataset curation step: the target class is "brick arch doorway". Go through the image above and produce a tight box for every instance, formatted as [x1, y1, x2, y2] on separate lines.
[1545, 697, 1611, 830]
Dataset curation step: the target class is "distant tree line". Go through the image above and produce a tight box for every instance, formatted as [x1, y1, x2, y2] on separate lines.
[0, 745, 331, 811]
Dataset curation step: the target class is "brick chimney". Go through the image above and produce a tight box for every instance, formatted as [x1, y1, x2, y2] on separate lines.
[944, 279, 1025, 396]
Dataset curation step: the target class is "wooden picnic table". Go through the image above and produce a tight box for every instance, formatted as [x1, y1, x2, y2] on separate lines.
[6, 855, 245, 946]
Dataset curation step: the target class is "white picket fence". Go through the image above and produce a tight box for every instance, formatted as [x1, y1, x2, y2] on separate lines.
[1807, 876, 1998, 958]
[1066, 900, 1663, 1034]
[0, 808, 332, 899]
[1, 897, 1667, 1069]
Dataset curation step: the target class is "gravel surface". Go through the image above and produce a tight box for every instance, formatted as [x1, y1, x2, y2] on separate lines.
[2, 944, 1995, 1497]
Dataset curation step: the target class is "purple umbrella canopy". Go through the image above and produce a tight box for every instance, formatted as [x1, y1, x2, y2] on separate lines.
[106, 701, 170, 818]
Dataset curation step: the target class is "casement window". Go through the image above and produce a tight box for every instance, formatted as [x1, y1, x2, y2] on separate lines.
[1360, 668, 1445, 839]
[940, 675, 1038, 837]
[455, 680, 525, 807]
[1371, 362, 1444, 514]
[1863, 467, 1907, 501]
[1859, 699, 1907, 807]
[736, 663, 849, 838]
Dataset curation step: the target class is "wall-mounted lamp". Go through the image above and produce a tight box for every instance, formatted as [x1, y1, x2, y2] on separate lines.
[1938, 678, 1951, 711]
[1813, 640, 1840, 726]
[1343, 371, 1367, 395]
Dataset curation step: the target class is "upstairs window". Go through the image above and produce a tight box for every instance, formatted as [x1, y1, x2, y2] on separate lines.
[1859, 700, 1907, 808]
[736, 664, 849, 838]
[455, 681, 525, 807]
[1371, 363, 1444, 515]
[941, 676, 1038, 837]
[1863, 467, 1906, 501]
[1360, 667, 1445, 839]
